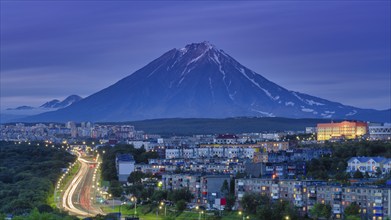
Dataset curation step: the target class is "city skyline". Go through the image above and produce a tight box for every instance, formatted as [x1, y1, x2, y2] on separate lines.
[1, 1, 390, 111]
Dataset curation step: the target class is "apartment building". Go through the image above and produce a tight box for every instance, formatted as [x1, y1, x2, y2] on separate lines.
[235, 178, 391, 219]
[162, 173, 230, 207]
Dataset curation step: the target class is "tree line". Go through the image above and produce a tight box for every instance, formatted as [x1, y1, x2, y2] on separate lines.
[306, 141, 391, 181]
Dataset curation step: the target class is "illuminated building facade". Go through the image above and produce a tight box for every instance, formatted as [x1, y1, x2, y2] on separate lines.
[317, 121, 368, 141]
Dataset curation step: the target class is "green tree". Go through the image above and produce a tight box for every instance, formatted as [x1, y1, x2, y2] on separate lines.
[109, 180, 123, 197]
[229, 178, 235, 195]
[344, 202, 360, 217]
[152, 190, 168, 202]
[168, 188, 193, 203]
[128, 171, 145, 184]
[220, 180, 229, 197]
[309, 203, 331, 219]
[175, 200, 187, 212]
[225, 195, 236, 211]
[376, 167, 382, 177]
[335, 172, 347, 181]
[353, 170, 364, 179]
[346, 216, 361, 220]
[240, 193, 261, 214]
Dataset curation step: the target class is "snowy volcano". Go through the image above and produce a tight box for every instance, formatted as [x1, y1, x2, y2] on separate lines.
[21, 42, 390, 122]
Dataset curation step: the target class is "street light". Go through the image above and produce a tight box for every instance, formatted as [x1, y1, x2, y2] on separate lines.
[157, 205, 163, 220]
[239, 211, 248, 220]
[131, 197, 137, 216]
[285, 216, 290, 220]
[119, 202, 126, 218]
[109, 194, 114, 210]
[160, 201, 166, 216]
[198, 209, 204, 220]
[239, 211, 243, 220]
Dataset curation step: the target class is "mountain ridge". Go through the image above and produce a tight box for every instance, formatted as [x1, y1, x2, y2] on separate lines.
[40, 95, 82, 109]
[19, 42, 390, 123]
[6, 95, 82, 111]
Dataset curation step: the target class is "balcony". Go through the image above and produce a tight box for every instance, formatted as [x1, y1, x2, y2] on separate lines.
[295, 194, 303, 201]
[374, 206, 383, 210]
[294, 200, 303, 207]
[308, 193, 316, 198]
[332, 209, 341, 214]
[271, 193, 279, 199]
[333, 196, 342, 201]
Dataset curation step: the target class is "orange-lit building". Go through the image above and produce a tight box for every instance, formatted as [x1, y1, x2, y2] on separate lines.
[317, 121, 368, 141]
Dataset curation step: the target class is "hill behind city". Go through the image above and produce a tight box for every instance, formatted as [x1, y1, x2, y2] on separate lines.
[115, 117, 334, 136]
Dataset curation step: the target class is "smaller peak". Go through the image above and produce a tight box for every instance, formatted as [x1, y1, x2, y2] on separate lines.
[65, 95, 82, 100]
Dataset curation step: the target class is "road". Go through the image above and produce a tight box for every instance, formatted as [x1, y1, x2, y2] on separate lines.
[62, 153, 104, 217]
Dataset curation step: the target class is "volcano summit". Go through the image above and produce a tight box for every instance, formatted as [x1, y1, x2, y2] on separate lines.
[22, 42, 390, 122]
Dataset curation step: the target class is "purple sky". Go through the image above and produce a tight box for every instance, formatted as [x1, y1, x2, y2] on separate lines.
[1, 1, 390, 111]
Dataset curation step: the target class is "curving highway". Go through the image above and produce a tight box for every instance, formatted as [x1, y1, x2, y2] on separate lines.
[62, 153, 104, 217]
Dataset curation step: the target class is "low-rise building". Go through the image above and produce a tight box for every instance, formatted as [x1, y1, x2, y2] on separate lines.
[347, 157, 389, 175]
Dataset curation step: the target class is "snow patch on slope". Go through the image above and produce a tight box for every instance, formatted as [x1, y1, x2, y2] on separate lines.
[238, 67, 279, 101]
[292, 92, 304, 102]
[321, 113, 333, 118]
[251, 109, 275, 117]
[306, 99, 325, 106]
[229, 91, 237, 101]
[346, 110, 357, 116]
[301, 108, 314, 112]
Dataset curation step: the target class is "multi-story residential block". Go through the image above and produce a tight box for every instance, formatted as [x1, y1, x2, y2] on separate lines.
[316, 184, 391, 219]
[214, 134, 238, 144]
[263, 162, 306, 179]
[317, 121, 368, 141]
[257, 141, 289, 152]
[253, 148, 331, 163]
[165, 146, 258, 159]
[162, 173, 230, 207]
[235, 178, 391, 220]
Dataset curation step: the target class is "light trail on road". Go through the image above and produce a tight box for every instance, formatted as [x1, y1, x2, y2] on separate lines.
[62, 153, 104, 217]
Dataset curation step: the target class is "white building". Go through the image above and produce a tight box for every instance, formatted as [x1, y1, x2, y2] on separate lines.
[116, 154, 135, 182]
[347, 157, 387, 175]
[369, 123, 391, 140]
[214, 134, 238, 144]
[127, 140, 150, 149]
[165, 147, 255, 159]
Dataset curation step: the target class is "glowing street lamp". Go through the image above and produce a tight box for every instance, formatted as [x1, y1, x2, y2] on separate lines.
[131, 197, 137, 216]
[239, 211, 249, 220]
[160, 201, 166, 216]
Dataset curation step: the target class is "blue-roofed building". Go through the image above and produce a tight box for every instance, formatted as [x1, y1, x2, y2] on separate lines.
[347, 156, 388, 176]
[116, 154, 135, 182]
